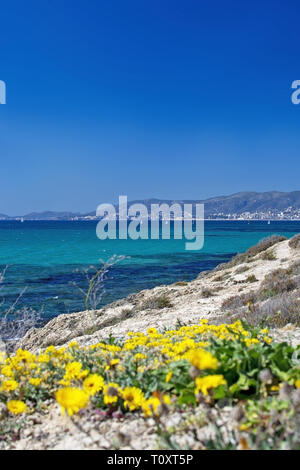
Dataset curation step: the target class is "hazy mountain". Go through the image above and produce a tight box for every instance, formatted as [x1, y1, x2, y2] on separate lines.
[1, 191, 300, 219]
[200, 191, 300, 214]
[21, 211, 81, 220]
[100, 191, 300, 216]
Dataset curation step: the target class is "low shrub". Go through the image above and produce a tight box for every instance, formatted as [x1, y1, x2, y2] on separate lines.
[261, 250, 276, 261]
[245, 235, 286, 257]
[289, 234, 300, 249]
[120, 308, 134, 320]
[258, 268, 296, 300]
[240, 291, 300, 328]
[235, 265, 250, 274]
[291, 261, 300, 275]
[159, 394, 300, 450]
[201, 288, 215, 298]
[138, 294, 173, 310]
[222, 291, 256, 311]
[213, 272, 231, 282]
[245, 274, 258, 283]
[215, 235, 286, 271]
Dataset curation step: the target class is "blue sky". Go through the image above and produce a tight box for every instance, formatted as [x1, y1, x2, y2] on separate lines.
[0, 0, 300, 215]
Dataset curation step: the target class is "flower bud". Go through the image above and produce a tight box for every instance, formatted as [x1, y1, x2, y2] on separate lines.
[232, 406, 245, 422]
[279, 382, 293, 400]
[291, 389, 300, 408]
[258, 368, 273, 384]
[189, 365, 201, 379]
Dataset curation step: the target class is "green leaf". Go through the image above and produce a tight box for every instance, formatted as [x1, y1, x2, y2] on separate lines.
[177, 389, 196, 406]
[213, 385, 226, 400]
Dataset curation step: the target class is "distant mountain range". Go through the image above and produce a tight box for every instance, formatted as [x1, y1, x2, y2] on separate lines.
[1, 191, 300, 220]
[0, 211, 81, 220]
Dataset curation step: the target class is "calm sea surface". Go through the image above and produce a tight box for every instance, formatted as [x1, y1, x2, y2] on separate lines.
[0, 220, 299, 321]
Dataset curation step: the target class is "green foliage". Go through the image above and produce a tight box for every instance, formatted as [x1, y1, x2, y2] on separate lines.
[138, 294, 173, 310]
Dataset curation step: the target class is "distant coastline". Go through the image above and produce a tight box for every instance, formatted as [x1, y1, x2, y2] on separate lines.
[2, 190, 300, 221]
[1, 218, 300, 222]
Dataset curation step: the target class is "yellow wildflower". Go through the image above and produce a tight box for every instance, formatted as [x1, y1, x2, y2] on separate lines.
[55, 387, 89, 416]
[64, 361, 83, 379]
[134, 353, 147, 361]
[251, 338, 260, 344]
[142, 397, 160, 416]
[7, 400, 27, 414]
[147, 328, 158, 335]
[188, 349, 218, 370]
[106, 359, 120, 370]
[15, 349, 35, 363]
[103, 383, 120, 405]
[195, 375, 226, 396]
[165, 371, 173, 383]
[1, 379, 18, 392]
[29, 378, 42, 387]
[45, 346, 57, 354]
[38, 354, 51, 363]
[1, 365, 14, 378]
[239, 423, 251, 431]
[83, 374, 104, 396]
[142, 394, 170, 416]
[122, 387, 144, 411]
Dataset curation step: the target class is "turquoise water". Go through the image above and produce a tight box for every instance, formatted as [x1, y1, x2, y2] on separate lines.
[0, 220, 299, 321]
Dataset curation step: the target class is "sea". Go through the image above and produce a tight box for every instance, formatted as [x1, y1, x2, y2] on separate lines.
[0, 220, 299, 322]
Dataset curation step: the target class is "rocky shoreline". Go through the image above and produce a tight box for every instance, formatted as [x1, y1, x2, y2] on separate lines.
[1, 234, 300, 450]
[20, 235, 300, 351]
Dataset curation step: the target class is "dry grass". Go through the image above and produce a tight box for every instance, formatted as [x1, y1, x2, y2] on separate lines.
[201, 288, 215, 298]
[239, 290, 300, 328]
[138, 294, 173, 310]
[222, 260, 300, 327]
[222, 291, 256, 311]
[120, 308, 134, 320]
[215, 235, 286, 271]
[245, 274, 258, 283]
[258, 268, 297, 300]
[261, 250, 276, 261]
[234, 265, 250, 274]
[245, 235, 286, 256]
[291, 261, 300, 275]
[289, 234, 300, 249]
[213, 272, 231, 282]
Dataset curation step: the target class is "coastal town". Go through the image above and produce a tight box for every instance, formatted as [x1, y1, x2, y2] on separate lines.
[1, 206, 300, 221]
[206, 207, 300, 220]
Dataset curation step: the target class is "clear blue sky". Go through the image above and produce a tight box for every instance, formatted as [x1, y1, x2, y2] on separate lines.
[0, 0, 300, 215]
